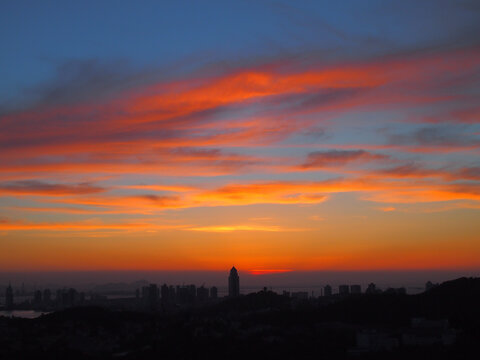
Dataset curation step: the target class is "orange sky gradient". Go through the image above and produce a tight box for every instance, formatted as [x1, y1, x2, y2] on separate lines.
[1, 43, 480, 273]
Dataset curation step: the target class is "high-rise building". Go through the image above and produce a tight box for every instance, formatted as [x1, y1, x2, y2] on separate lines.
[174, 285, 196, 304]
[143, 284, 159, 310]
[350, 285, 362, 294]
[196, 286, 209, 302]
[67, 288, 78, 307]
[188, 284, 196, 303]
[324, 284, 332, 297]
[339, 285, 350, 295]
[43, 289, 51, 303]
[168, 285, 176, 302]
[366, 283, 377, 294]
[34, 290, 42, 304]
[161, 284, 169, 303]
[228, 266, 240, 297]
[210, 286, 218, 299]
[5, 283, 14, 310]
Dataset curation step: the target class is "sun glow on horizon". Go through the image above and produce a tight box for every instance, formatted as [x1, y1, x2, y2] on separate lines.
[249, 269, 293, 275]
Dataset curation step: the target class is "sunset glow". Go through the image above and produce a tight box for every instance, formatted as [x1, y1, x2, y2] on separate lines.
[1, 1, 480, 273]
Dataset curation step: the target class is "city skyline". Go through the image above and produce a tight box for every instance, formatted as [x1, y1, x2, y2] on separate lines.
[1, 267, 476, 298]
[1, 1, 480, 273]
[0, 265, 445, 312]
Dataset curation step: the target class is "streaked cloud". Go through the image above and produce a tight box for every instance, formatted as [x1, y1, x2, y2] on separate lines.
[377, 206, 396, 212]
[1, 38, 479, 272]
[387, 125, 480, 151]
[0, 180, 104, 196]
[301, 150, 388, 169]
[0, 217, 183, 232]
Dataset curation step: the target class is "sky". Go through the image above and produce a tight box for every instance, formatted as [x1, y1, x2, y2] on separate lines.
[1, 0, 480, 276]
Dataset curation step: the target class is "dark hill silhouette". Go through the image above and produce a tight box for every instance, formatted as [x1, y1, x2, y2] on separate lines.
[418, 277, 480, 331]
[422, 276, 480, 299]
[314, 277, 480, 328]
[1, 277, 479, 359]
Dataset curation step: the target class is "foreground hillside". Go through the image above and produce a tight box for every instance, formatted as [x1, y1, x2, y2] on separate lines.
[1, 277, 479, 359]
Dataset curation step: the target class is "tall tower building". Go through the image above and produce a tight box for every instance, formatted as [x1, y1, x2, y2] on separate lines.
[5, 283, 14, 310]
[228, 266, 240, 297]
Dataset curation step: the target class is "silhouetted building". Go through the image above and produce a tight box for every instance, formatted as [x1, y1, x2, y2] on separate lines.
[161, 284, 169, 303]
[168, 285, 176, 302]
[210, 286, 218, 299]
[228, 266, 240, 297]
[5, 283, 14, 310]
[350, 285, 361, 294]
[43, 289, 51, 303]
[142, 284, 159, 310]
[385, 287, 406, 295]
[324, 285, 332, 297]
[175, 285, 196, 304]
[291, 291, 308, 300]
[34, 290, 42, 304]
[67, 288, 78, 307]
[188, 284, 196, 302]
[366, 283, 378, 294]
[197, 286, 209, 302]
[55, 288, 80, 308]
[425, 281, 439, 292]
[56, 289, 63, 306]
[339, 285, 349, 295]
[176, 285, 185, 303]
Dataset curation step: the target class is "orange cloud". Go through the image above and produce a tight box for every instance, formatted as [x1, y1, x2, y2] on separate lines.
[1, 47, 480, 273]
[119, 184, 197, 192]
[377, 206, 396, 212]
[197, 177, 480, 207]
[300, 150, 388, 169]
[0, 180, 104, 196]
[2, 47, 478, 163]
[0, 218, 183, 232]
[196, 182, 329, 206]
[46, 193, 186, 214]
[12, 175, 477, 218]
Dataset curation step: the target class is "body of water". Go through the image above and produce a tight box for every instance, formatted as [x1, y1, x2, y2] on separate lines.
[0, 310, 48, 319]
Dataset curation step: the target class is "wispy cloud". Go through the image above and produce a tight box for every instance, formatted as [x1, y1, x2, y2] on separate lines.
[388, 125, 480, 149]
[0, 180, 104, 196]
[1, 44, 480, 241]
[300, 150, 388, 169]
[0, 217, 183, 232]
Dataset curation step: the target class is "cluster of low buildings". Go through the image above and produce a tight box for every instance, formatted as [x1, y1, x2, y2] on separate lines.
[2, 284, 86, 311]
[138, 283, 219, 310]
